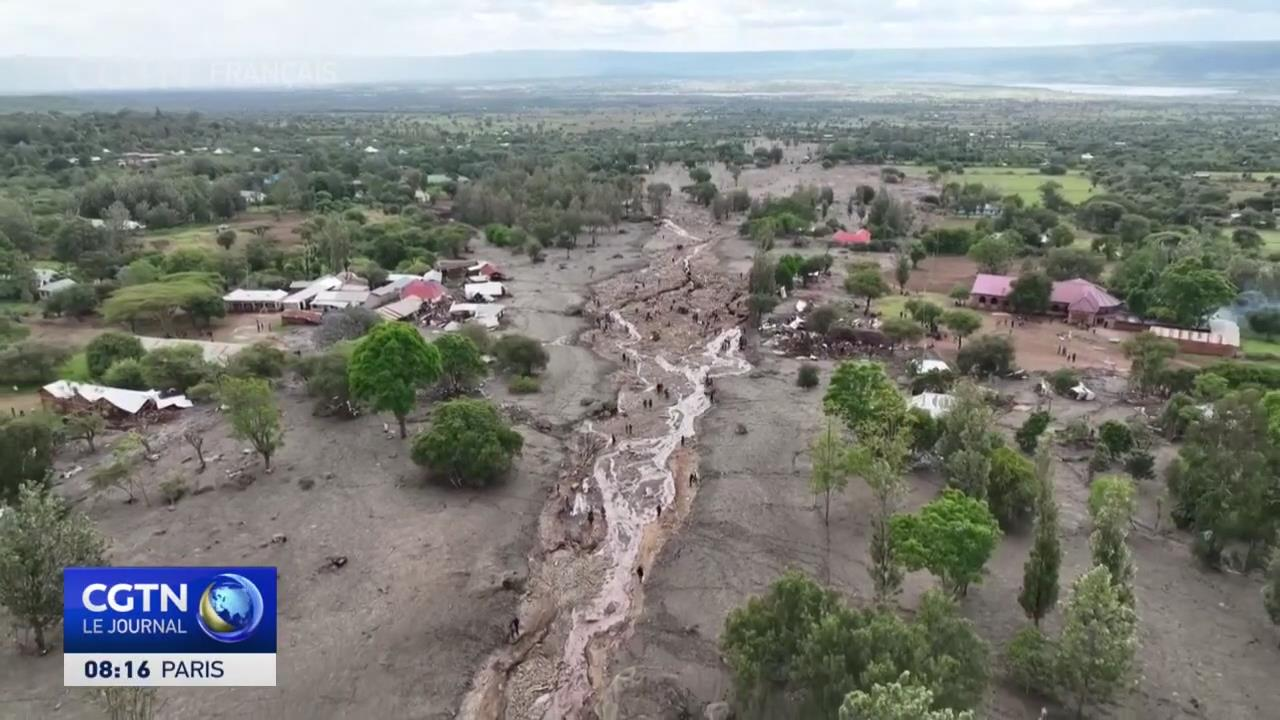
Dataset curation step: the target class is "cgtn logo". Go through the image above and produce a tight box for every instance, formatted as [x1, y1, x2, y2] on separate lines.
[64, 567, 276, 687]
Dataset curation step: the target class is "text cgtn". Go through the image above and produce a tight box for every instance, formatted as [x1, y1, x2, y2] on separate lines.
[82, 584, 188, 613]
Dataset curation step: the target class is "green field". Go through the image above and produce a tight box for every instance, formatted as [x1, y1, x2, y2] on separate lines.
[876, 292, 952, 319]
[1260, 229, 1280, 251]
[903, 165, 1095, 204]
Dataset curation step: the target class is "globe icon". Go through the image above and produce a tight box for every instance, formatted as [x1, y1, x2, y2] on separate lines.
[197, 573, 265, 643]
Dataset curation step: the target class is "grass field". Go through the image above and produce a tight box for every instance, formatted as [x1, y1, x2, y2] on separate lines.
[1260, 229, 1280, 251]
[903, 165, 1095, 204]
[876, 291, 952, 319]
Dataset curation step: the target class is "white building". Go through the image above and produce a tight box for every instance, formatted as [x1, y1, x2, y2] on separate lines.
[283, 276, 344, 310]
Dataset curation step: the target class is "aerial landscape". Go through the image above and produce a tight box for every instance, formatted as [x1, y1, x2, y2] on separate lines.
[2, 3, 1280, 719]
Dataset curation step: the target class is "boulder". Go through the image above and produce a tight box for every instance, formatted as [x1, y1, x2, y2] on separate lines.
[597, 666, 696, 720]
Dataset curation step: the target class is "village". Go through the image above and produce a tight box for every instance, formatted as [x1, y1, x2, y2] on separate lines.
[1, 93, 1278, 720]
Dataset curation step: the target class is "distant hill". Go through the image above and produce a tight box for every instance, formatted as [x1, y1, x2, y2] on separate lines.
[2, 42, 1279, 94]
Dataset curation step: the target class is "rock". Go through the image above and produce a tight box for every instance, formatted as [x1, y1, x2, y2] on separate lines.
[270, 533, 287, 544]
[704, 702, 733, 720]
[597, 666, 696, 720]
[319, 555, 348, 572]
[324, 472, 335, 480]
[580, 397, 595, 407]
[734, 423, 748, 435]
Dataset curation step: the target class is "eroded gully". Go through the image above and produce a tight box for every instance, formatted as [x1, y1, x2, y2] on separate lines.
[459, 219, 751, 719]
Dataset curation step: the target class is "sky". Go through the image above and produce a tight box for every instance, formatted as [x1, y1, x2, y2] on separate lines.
[2, 0, 1280, 58]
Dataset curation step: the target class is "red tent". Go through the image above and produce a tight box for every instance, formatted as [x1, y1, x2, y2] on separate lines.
[832, 229, 872, 246]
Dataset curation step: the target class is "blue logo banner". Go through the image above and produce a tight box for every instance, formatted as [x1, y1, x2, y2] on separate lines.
[64, 567, 277, 654]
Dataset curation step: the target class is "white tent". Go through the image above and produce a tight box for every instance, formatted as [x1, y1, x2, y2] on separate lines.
[908, 392, 956, 418]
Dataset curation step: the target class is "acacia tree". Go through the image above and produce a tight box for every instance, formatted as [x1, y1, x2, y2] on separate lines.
[1056, 566, 1138, 719]
[434, 333, 488, 396]
[844, 268, 889, 314]
[646, 183, 672, 217]
[349, 323, 443, 437]
[1019, 442, 1062, 627]
[892, 489, 1001, 598]
[941, 309, 981, 348]
[85, 331, 145, 378]
[65, 413, 105, 453]
[0, 483, 106, 653]
[219, 377, 284, 470]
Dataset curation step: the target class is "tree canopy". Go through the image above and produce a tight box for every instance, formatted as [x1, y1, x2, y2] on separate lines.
[349, 322, 443, 437]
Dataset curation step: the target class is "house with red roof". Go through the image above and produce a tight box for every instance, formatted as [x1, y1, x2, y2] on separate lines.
[831, 228, 872, 247]
[968, 273, 1122, 322]
[400, 279, 449, 304]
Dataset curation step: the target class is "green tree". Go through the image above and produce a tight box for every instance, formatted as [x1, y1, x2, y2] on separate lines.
[905, 299, 943, 331]
[721, 571, 841, 708]
[941, 310, 981, 348]
[102, 358, 148, 390]
[823, 360, 907, 438]
[349, 323, 442, 437]
[64, 412, 105, 453]
[1247, 308, 1280, 341]
[1088, 475, 1137, 604]
[840, 672, 975, 720]
[219, 377, 284, 470]
[1121, 333, 1177, 396]
[43, 284, 99, 319]
[797, 363, 820, 389]
[844, 268, 890, 314]
[854, 433, 910, 604]
[86, 331, 145, 379]
[1056, 566, 1138, 719]
[225, 341, 287, 379]
[434, 333, 488, 396]
[1045, 247, 1106, 282]
[492, 333, 549, 376]
[894, 254, 911, 293]
[810, 420, 851, 526]
[140, 344, 209, 392]
[410, 399, 523, 487]
[1016, 410, 1052, 454]
[216, 229, 237, 251]
[646, 182, 672, 217]
[1019, 443, 1062, 627]
[892, 489, 1001, 597]
[880, 317, 925, 346]
[956, 334, 1015, 377]
[1007, 271, 1053, 315]
[1153, 258, 1237, 327]
[0, 483, 106, 653]
[967, 234, 1018, 273]
[0, 416, 56, 502]
[987, 446, 1038, 529]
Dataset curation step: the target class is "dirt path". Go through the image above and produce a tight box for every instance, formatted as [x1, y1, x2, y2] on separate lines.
[459, 217, 750, 719]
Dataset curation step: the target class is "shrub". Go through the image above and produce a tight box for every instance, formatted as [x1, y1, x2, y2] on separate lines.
[908, 407, 942, 454]
[314, 306, 381, 347]
[493, 334, 549, 376]
[1004, 626, 1057, 699]
[1016, 410, 1051, 453]
[1046, 368, 1079, 396]
[85, 332, 145, 379]
[508, 375, 540, 394]
[956, 335, 1015, 378]
[1123, 451, 1155, 480]
[164, 374, 209, 401]
[797, 363, 820, 389]
[0, 342, 71, 385]
[102, 358, 149, 390]
[159, 476, 188, 505]
[458, 323, 492, 354]
[1059, 418, 1092, 447]
[226, 341, 287, 379]
[1097, 420, 1134, 456]
[140, 344, 211, 392]
[910, 368, 956, 394]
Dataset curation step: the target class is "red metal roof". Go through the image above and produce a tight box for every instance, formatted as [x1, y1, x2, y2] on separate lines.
[832, 229, 872, 246]
[401, 280, 448, 303]
[969, 274, 1122, 311]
